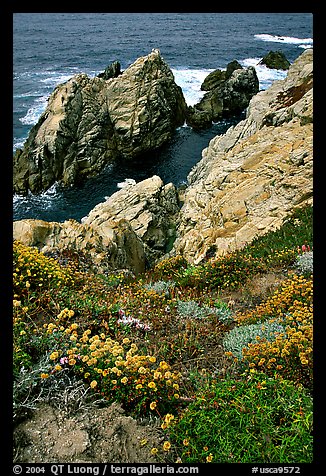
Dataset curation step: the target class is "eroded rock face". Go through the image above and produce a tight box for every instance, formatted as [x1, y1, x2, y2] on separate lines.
[82, 175, 180, 264]
[13, 50, 187, 195]
[13, 175, 180, 271]
[13, 217, 146, 275]
[172, 49, 313, 264]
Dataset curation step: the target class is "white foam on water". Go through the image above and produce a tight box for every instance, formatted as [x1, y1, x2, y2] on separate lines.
[172, 68, 215, 106]
[16, 70, 82, 128]
[13, 136, 28, 151]
[241, 57, 288, 90]
[39, 73, 77, 86]
[19, 94, 49, 125]
[255, 34, 313, 47]
[13, 183, 60, 210]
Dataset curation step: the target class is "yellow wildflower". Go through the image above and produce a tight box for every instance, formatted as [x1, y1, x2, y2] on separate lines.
[163, 441, 171, 451]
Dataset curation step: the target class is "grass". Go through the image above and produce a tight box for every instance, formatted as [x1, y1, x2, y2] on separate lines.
[12, 204, 313, 463]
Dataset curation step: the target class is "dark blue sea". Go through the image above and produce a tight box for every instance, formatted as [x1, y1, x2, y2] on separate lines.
[13, 12, 313, 223]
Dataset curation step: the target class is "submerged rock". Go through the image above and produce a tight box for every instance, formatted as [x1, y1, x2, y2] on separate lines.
[13, 49, 187, 195]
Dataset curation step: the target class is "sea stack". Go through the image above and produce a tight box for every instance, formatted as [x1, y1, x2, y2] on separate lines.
[13, 49, 187, 195]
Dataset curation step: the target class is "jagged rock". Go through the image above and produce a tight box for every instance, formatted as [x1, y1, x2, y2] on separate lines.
[13, 175, 180, 271]
[200, 61, 243, 92]
[13, 217, 146, 275]
[259, 50, 290, 70]
[200, 69, 226, 92]
[13, 50, 187, 195]
[186, 61, 259, 129]
[185, 106, 212, 130]
[97, 60, 122, 79]
[172, 49, 313, 264]
[82, 175, 180, 265]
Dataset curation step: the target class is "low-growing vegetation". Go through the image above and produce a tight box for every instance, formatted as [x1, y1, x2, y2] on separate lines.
[13, 205, 313, 463]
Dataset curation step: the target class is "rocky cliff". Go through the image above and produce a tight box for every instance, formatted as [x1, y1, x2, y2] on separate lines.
[13, 49, 313, 272]
[13, 217, 147, 275]
[82, 175, 180, 264]
[13, 50, 187, 195]
[13, 176, 180, 273]
[172, 49, 313, 264]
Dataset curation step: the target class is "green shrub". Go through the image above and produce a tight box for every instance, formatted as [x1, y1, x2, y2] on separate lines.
[167, 373, 313, 463]
[41, 322, 182, 418]
[242, 205, 313, 266]
[177, 300, 209, 320]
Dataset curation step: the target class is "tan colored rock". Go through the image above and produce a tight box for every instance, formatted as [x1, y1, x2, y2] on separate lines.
[13, 217, 146, 275]
[172, 49, 313, 264]
[83, 175, 180, 264]
[13, 175, 180, 271]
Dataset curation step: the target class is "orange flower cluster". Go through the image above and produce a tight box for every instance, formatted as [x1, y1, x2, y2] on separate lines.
[233, 274, 313, 388]
[43, 317, 182, 417]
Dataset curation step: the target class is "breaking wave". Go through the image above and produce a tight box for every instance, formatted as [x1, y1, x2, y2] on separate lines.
[255, 34, 313, 49]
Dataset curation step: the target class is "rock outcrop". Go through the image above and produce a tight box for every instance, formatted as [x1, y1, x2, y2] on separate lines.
[13, 50, 313, 271]
[259, 50, 290, 70]
[172, 49, 313, 264]
[82, 175, 180, 264]
[97, 60, 122, 80]
[186, 61, 259, 129]
[13, 50, 187, 195]
[13, 175, 180, 272]
[13, 218, 146, 275]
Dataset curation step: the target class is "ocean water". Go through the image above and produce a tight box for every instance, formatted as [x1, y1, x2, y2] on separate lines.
[13, 12, 313, 222]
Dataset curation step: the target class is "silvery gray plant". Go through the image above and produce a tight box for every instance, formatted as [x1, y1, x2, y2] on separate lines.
[294, 251, 313, 275]
[144, 280, 175, 296]
[223, 320, 287, 361]
[177, 299, 234, 324]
